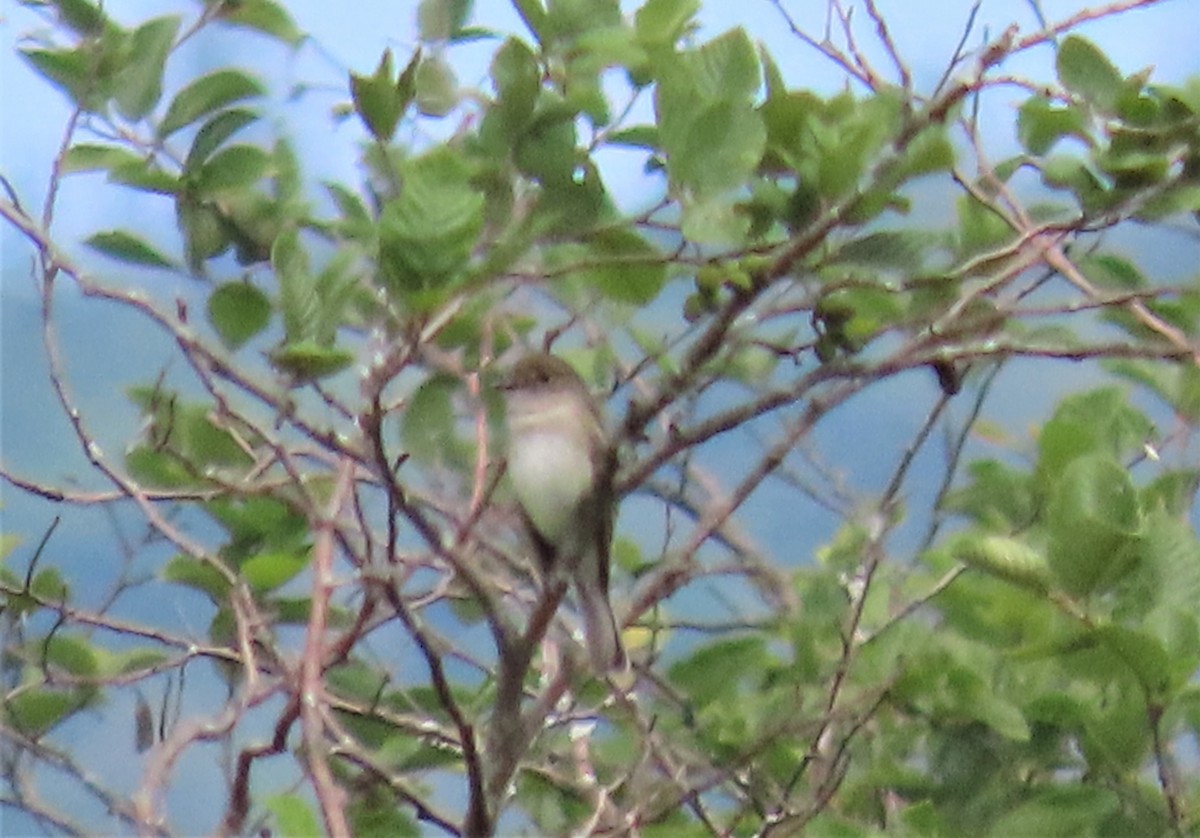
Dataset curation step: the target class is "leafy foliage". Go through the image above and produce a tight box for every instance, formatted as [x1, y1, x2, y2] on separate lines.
[3, 0, 1200, 835]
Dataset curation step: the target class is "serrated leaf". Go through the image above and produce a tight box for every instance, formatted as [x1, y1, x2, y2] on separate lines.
[159, 69, 265, 138]
[85, 230, 175, 267]
[377, 147, 484, 302]
[207, 281, 271, 349]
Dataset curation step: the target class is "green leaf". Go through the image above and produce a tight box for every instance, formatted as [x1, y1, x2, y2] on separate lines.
[832, 230, 929, 272]
[418, 0, 473, 42]
[1045, 455, 1140, 597]
[108, 648, 171, 676]
[680, 194, 750, 245]
[942, 459, 1037, 531]
[51, 0, 108, 35]
[6, 688, 88, 738]
[1135, 183, 1200, 221]
[569, 228, 666, 304]
[952, 534, 1051, 593]
[511, 0, 548, 46]
[272, 227, 316, 341]
[1036, 388, 1153, 482]
[42, 634, 98, 676]
[177, 198, 229, 269]
[1017, 98, 1086, 155]
[269, 341, 355, 382]
[1092, 625, 1171, 696]
[604, 125, 658, 150]
[377, 147, 484, 303]
[1056, 35, 1123, 112]
[991, 786, 1119, 838]
[162, 554, 232, 602]
[125, 446, 196, 488]
[61, 144, 143, 174]
[21, 45, 105, 111]
[193, 144, 271, 195]
[667, 98, 765, 195]
[1139, 469, 1200, 517]
[207, 281, 271, 349]
[215, 0, 304, 45]
[186, 108, 258, 168]
[241, 551, 309, 592]
[1079, 253, 1146, 290]
[159, 69, 265, 138]
[112, 15, 179, 121]
[635, 0, 700, 49]
[970, 691, 1031, 742]
[402, 373, 468, 468]
[85, 230, 175, 267]
[674, 26, 760, 102]
[350, 49, 420, 143]
[108, 158, 181, 194]
[30, 567, 69, 602]
[896, 125, 955, 177]
[480, 37, 540, 147]
[265, 794, 323, 838]
[514, 113, 578, 185]
[414, 54, 458, 116]
[668, 636, 766, 708]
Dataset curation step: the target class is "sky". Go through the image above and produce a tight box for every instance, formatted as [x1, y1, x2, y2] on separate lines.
[2, 0, 1199, 833]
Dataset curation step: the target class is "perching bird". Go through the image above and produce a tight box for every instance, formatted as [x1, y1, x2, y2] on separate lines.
[501, 352, 625, 672]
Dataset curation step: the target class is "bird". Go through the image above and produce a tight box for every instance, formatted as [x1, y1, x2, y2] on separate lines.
[500, 352, 626, 672]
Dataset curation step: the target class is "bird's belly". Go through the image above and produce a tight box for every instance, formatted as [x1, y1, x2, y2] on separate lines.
[508, 432, 592, 543]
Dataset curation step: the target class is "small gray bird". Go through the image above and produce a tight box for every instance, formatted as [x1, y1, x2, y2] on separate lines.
[501, 353, 625, 672]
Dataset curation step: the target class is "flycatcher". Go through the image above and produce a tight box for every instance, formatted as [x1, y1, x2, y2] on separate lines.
[501, 352, 625, 672]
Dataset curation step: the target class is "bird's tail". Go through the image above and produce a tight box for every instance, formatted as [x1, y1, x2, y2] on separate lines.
[574, 569, 626, 673]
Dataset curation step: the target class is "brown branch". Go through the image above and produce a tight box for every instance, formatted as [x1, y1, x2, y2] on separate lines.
[299, 457, 355, 838]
